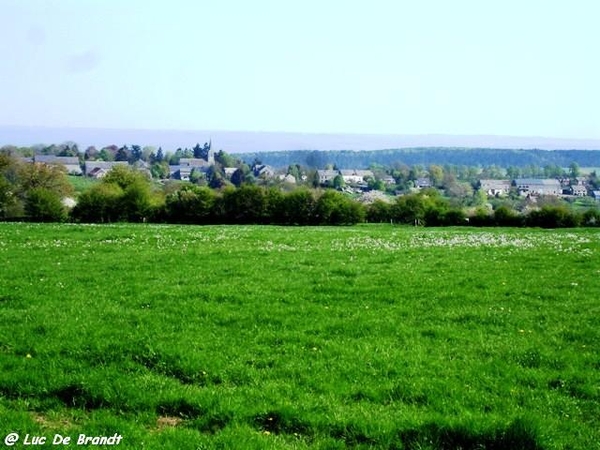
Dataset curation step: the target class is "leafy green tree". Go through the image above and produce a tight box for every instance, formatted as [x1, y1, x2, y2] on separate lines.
[428, 164, 444, 187]
[150, 161, 170, 179]
[281, 189, 316, 225]
[71, 183, 124, 223]
[130, 145, 142, 162]
[493, 205, 522, 227]
[367, 200, 392, 223]
[332, 174, 345, 189]
[569, 162, 581, 179]
[230, 168, 245, 187]
[207, 165, 227, 188]
[165, 185, 216, 223]
[0, 173, 17, 218]
[264, 188, 284, 222]
[222, 185, 268, 224]
[392, 193, 429, 225]
[101, 165, 147, 190]
[581, 208, 600, 227]
[315, 190, 365, 225]
[155, 147, 164, 163]
[84, 146, 99, 160]
[526, 205, 580, 228]
[367, 178, 385, 191]
[120, 180, 155, 222]
[24, 188, 67, 222]
[99, 147, 116, 161]
[115, 146, 129, 161]
[472, 188, 488, 207]
[215, 150, 236, 167]
[17, 162, 73, 200]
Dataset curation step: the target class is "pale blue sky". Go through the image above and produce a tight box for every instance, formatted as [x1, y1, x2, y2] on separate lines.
[1, 0, 599, 139]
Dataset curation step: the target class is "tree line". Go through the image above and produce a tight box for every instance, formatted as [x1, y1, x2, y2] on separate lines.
[1, 153, 599, 227]
[237, 148, 600, 171]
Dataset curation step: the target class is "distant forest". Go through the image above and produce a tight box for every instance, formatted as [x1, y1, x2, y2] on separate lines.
[238, 148, 600, 170]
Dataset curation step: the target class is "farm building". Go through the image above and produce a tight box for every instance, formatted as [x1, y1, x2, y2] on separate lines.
[35, 155, 83, 175]
[514, 178, 562, 196]
[479, 179, 511, 197]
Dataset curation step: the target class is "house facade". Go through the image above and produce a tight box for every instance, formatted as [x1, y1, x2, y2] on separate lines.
[514, 178, 562, 196]
[340, 169, 373, 185]
[35, 155, 83, 175]
[570, 185, 588, 197]
[85, 161, 128, 177]
[479, 179, 511, 197]
[317, 170, 339, 185]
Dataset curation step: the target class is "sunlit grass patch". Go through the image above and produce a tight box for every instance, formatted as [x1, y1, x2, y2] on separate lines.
[0, 223, 598, 448]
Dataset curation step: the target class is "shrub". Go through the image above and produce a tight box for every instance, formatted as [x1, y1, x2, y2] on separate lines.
[526, 205, 580, 228]
[24, 188, 67, 222]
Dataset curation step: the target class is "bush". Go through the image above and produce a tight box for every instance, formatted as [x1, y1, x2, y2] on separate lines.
[494, 205, 524, 227]
[71, 183, 124, 223]
[367, 200, 392, 223]
[280, 189, 316, 225]
[315, 190, 365, 225]
[165, 184, 216, 224]
[526, 205, 580, 228]
[24, 188, 66, 222]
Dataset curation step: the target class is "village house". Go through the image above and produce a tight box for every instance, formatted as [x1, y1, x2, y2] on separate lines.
[317, 170, 339, 185]
[253, 164, 275, 179]
[415, 177, 432, 189]
[570, 184, 588, 197]
[339, 169, 374, 185]
[85, 161, 128, 178]
[479, 179, 511, 197]
[179, 158, 211, 170]
[224, 167, 238, 179]
[277, 174, 297, 184]
[35, 155, 83, 175]
[514, 178, 562, 196]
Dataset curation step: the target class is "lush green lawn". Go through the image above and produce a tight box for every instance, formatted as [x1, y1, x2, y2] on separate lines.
[67, 175, 98, 195]
[0, 223, 598, 449]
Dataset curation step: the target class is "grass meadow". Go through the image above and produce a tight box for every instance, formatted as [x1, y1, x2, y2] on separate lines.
[0, 223, 598, 449]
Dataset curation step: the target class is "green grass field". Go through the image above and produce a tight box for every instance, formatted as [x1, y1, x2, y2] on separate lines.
[67, 175, 98, 195]
[0, 223, 598, 449]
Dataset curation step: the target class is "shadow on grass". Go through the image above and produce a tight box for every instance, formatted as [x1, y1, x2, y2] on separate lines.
[398, 418, 544, 450]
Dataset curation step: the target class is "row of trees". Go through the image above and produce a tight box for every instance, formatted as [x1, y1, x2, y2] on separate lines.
[2, 154, 599, 228]
[73, 178, 365, 226]
[237, 148, 600, 172]
[71, 173, 600, 228]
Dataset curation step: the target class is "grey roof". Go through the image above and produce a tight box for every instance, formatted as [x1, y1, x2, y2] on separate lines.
[35, 155, 80, 165]
[179, 158, 210, 167]
[85, 161, 128, 171]
[480, 179, 511, 186]
[515, 178, 561, 186]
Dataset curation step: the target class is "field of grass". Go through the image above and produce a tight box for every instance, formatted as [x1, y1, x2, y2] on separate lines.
[0, 223, 598, 449]
[67, 175, 98, 195]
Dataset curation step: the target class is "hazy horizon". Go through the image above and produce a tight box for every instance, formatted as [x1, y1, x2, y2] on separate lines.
[2, 125, 600, 153]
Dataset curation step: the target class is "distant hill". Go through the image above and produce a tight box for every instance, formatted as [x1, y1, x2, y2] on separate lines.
[1, 126, 600, 153]
[239, 148, 600, 170]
